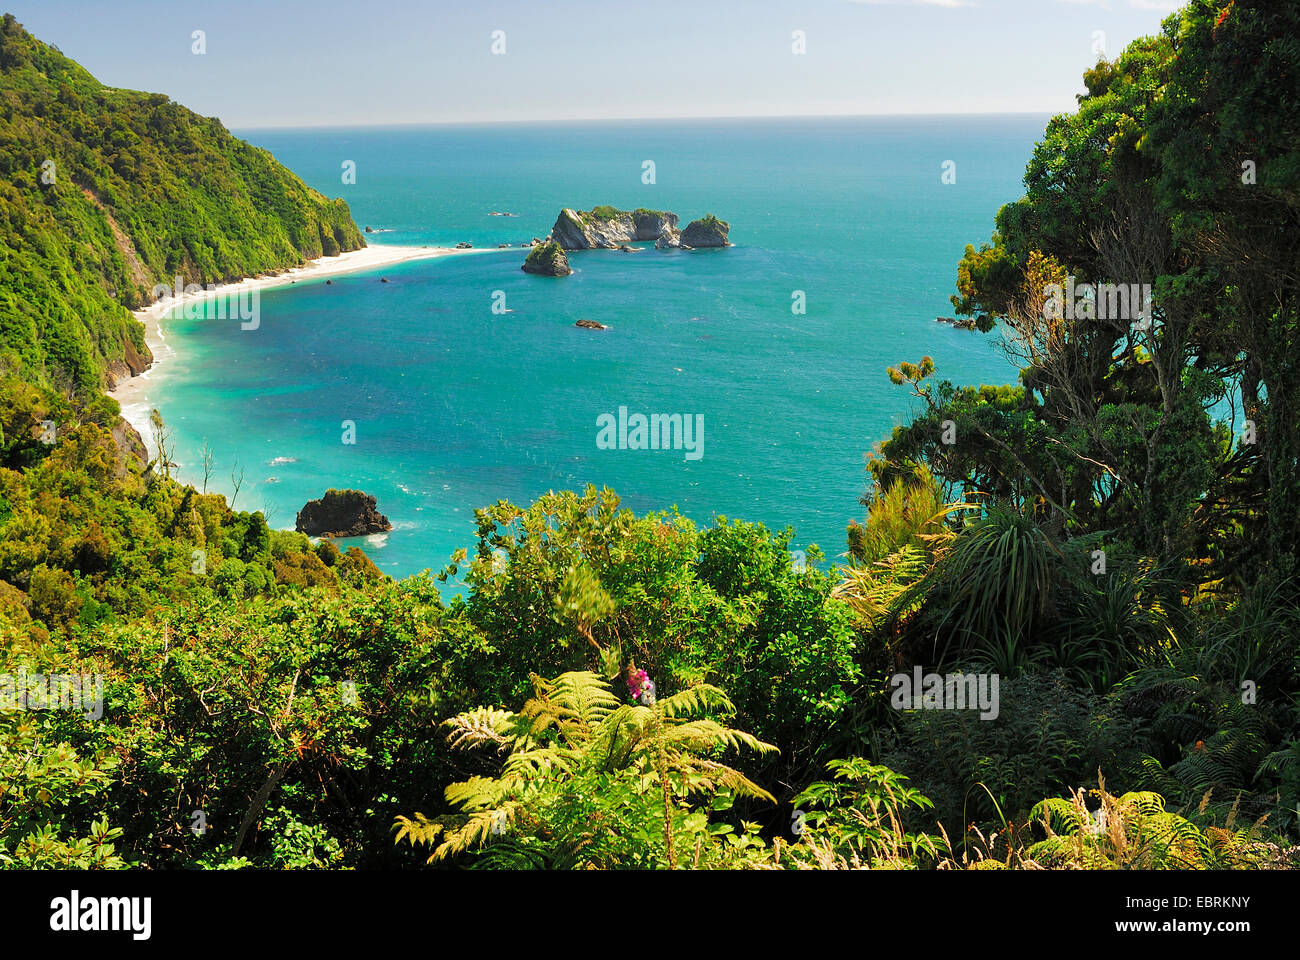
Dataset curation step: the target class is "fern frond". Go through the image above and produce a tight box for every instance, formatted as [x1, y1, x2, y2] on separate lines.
[1030, 796, 1088, 835]
[676, 758, 776, 803]
[500, 746, 577, 782]
[469, 836, 549, 870]
[1117, 791, 1168, 818]
[521, 671, 620, 742]
[431, 809, 505, 862]
[444, 775, 507, 812]
[443, 707, 521, 752]
[591, 704, 651, 768]
[659, 719, 778, 756]
[658, 684, 736, 720]
[393, 812, 446, 849]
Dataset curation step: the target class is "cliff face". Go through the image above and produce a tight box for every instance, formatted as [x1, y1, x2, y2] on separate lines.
[104, 336, 151, 391]
[0, 14, 366, 395]
[550, 207, 679, 249]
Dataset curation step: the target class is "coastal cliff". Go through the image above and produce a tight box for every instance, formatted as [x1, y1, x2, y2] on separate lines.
[550, 206, 680, 249]
[0, 13, 366, 397]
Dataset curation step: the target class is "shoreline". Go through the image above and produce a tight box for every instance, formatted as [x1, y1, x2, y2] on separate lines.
[110, 242, 496, 452]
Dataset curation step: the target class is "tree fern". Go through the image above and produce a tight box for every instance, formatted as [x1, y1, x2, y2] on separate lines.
[396, 671, 778, 867]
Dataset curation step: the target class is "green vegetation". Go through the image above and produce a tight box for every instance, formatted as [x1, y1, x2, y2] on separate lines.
[574, 206, 668, 224]
[0, 14, 364, 394]
[521, 240, 571, 276]
[3, 2, 1300, 871]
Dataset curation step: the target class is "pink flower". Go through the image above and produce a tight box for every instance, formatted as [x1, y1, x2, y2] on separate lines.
[626, 668, 648, 698]
[627, 668, 656, 703]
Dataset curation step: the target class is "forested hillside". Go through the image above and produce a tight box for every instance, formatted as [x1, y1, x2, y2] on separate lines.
[1, 3, 1298, 871]
[0, 13, 363, 394]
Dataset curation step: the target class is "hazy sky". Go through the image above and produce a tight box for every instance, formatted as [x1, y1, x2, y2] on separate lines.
[11, 0, 1181, 128]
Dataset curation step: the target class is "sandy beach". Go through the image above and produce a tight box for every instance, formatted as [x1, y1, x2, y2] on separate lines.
[109, 242, 493, 441]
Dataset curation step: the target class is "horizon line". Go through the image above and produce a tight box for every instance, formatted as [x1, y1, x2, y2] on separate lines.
[228, 109, 1060, 133]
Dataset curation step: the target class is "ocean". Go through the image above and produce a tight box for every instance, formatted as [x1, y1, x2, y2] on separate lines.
[140, 115, 1050, 584]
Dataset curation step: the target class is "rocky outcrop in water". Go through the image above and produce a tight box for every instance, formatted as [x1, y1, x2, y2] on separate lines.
[550, 206, 680, 249]
[680, 215, 730, 248]
[296, 489, 392, 538]
[522, 241, 573, 276]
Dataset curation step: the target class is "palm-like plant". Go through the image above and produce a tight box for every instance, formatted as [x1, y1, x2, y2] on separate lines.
[926, 501, 1061, 662]
[1053, 565, 1178, 689]
[395, 671, 778, 868]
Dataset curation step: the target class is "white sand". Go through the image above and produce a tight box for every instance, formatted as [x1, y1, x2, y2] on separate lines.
[110, 243, 496, 442]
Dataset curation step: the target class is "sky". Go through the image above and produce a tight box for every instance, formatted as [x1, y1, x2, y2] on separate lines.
[9, 0, 1183, 128]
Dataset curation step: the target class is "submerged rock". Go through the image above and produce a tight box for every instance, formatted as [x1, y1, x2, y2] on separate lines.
[295, 489, 392, 538]
[522, 241, 573, 277]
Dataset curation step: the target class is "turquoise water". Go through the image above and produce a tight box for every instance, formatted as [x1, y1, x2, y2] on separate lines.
[146, 116, 1048, 581]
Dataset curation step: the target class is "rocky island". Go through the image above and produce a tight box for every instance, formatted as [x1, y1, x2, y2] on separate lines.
[550, 206, 679, 249]
[680, 214, 731, 248]
[521, 240, 573, 276]
[296, 489, 392, 538]
[519, 206, 732, 270]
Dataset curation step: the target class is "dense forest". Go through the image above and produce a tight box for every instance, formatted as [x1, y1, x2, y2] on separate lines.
[0, 13, 363, 395]
[2, 1, 1298, 870]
